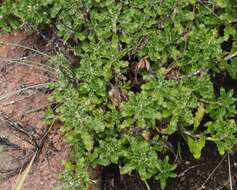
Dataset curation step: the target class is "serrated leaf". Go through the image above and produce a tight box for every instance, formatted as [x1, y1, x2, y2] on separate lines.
[187, 136, 205, 159]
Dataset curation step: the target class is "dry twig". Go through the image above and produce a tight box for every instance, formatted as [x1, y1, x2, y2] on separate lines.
[198, 154, 226, 190]
[0, 82, 52, 102]
[228, 153, 233, 190]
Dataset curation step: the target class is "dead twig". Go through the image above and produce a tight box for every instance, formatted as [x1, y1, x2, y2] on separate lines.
[169, 68, 208, 81]
[0, 112, 39, 147]
[198, 154, 226, 190]
[14, 151, 38, 190]
[0, 56, 56, 73]
[23, 103, 52, 115]
[33, 119, 56, 169]
[0, 57, 56, 77]
[2, 93, 37, 106]
[177, 165, 200, 178]
[0, 136, 21, 150]
[228, 153, 233, 190]
[0, 41, 51, 58]
[14, 120, 55, 190]
[0, 82, 52, 102]
[0, 152, 32, 180]
[128, 36, 149, 58]
[1, 118, 56, 182]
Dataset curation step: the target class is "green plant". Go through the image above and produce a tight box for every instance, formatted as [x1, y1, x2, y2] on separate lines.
[1, 0, 237, 189]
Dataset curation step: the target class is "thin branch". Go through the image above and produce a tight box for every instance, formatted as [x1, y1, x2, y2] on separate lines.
[0, 118, 57, 182]
[228, 153, 233, 190]
[24, 103, 52, 115]
[169, 68, 208, 81]
[0, 112, 39, 146]
[198, 154, 226, 190]
[176, 165, 200, 178]
[0, 41, 51, 58]
[0, 136, 21, 150]
[0, 82, 52, 102]
[2, 93, 37, 106]
[0, 57, 56, 74]
[14, 151, 38, 190]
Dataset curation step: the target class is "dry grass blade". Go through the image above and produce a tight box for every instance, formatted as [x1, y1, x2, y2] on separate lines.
[0, 82, 52, 102]
[0, 57, 56, 75]
[198, 154, 226, 190]
[177, 165, 200, 178]
[228, 153, 233, 190]
[0, 41, 51, 58]
[12, 119, 56, 190]
[24, 103, 52, 114]
[13, 152, 37, 190]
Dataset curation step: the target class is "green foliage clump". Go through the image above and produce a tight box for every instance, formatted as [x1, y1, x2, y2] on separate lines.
[1, 0, 237, 189]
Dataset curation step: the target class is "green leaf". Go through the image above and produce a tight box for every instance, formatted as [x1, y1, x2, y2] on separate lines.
[193, 104, 205, 130]
[187, 136, 206, 159]
[120, 164, 134, 174]
[80, 130, 94, 152]
[226, 58, 237, 79]
[75, 32, 86, 41]
[111, 34, 118, 49]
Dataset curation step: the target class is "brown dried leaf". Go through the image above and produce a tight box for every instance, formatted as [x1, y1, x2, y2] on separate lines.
[108, 86, 128, 107]
[136, 56, 150, 71]
[165, 63, 178, 79]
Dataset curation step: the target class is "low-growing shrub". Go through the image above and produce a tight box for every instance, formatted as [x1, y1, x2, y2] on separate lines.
[1, 0, 237, 189]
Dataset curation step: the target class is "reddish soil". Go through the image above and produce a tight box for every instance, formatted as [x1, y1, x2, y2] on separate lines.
[0, 31, 69, 190]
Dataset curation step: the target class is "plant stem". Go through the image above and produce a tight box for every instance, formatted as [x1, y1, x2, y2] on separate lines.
[144, 180, 151, 190]
[225, 51, 237, 61]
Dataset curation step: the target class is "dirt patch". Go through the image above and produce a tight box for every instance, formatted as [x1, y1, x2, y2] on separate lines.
[0, 31, 69, 190]
[166, 142, 237, 190]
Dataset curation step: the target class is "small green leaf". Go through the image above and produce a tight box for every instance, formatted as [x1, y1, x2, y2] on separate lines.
[193, 104, 205, 130]
[187, 136, 206, 159]
[120, 164, 134, 174]
[111, 34, 118, 49]
[75, 32, 86, 41]
[81, 131, 94, 152]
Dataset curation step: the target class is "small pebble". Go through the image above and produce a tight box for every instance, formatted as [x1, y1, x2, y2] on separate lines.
[185, 161, 190, 165]
[233, 162, 237, 168]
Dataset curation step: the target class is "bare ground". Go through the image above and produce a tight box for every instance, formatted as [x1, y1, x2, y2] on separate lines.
[0, 31, 69, 190]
